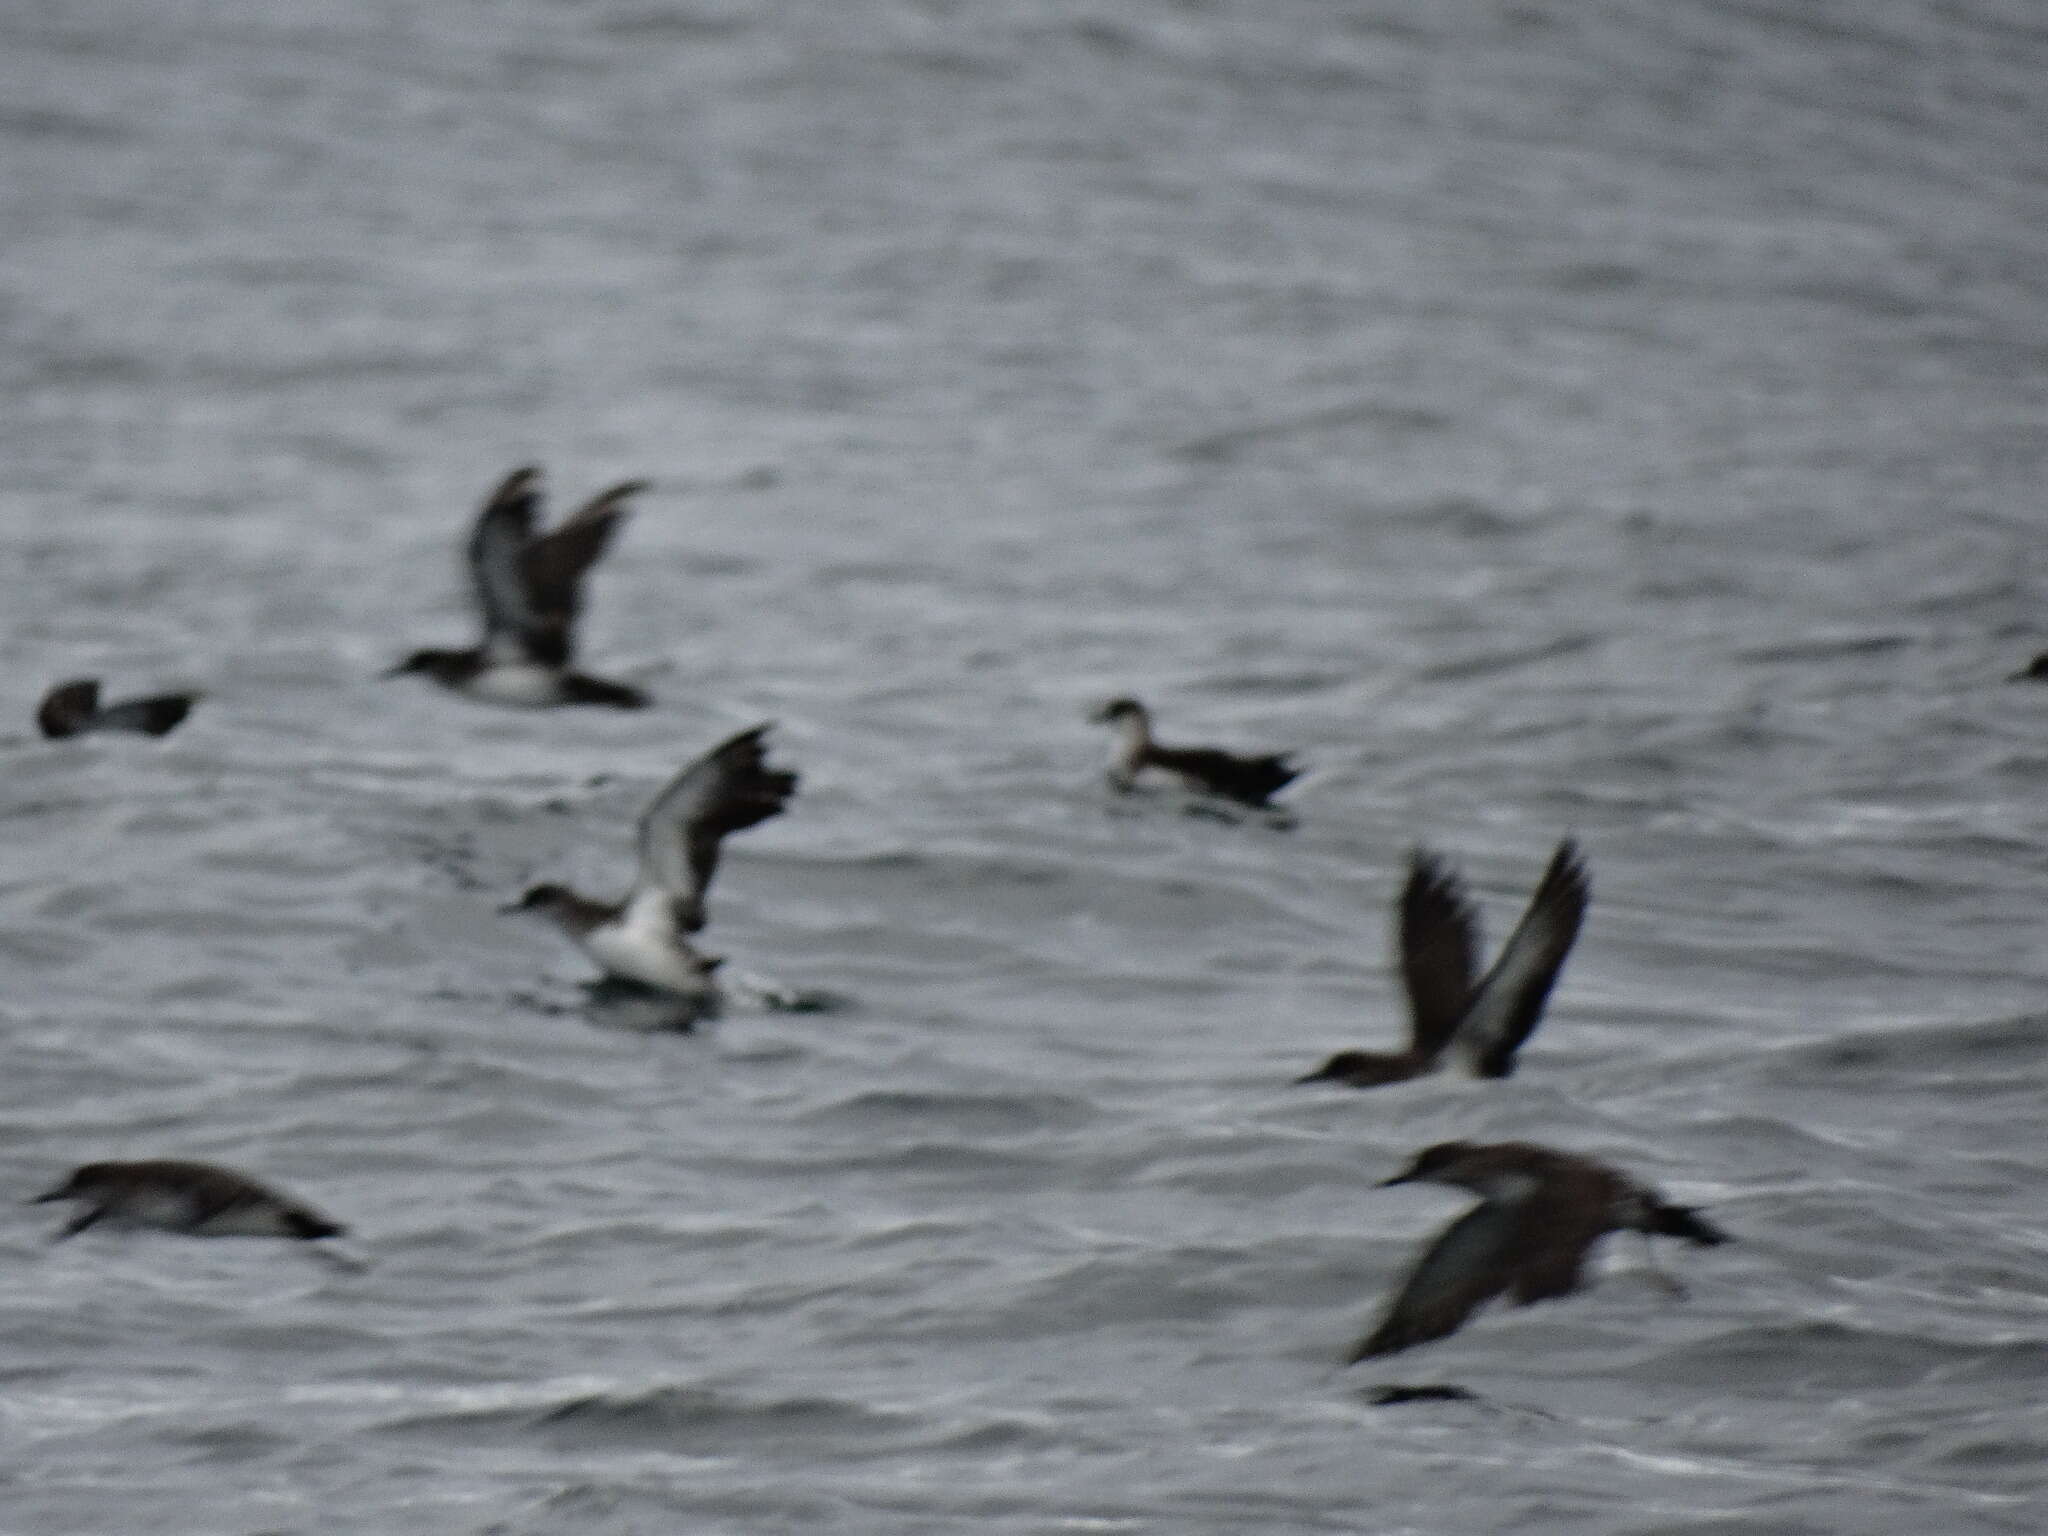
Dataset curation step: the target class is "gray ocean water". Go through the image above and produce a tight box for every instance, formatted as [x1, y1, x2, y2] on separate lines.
[4, 0, 2048, 1530]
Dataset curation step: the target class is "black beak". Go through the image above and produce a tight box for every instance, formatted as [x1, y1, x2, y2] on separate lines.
[1376, 1172, 1415, 1188]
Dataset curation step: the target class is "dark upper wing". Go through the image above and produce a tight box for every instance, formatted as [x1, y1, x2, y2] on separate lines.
[520, 480, 645, 660]
[1348, 1198, 1528, 1361]
[182, 1167, 269, 1225]
[1453, 840, 1590, 1079]
[1506, 1186, 1612, 1305]
[1397, 849, 1481, 1060]
[634, 724, 798, 930]
[1147, 744, 1299, 807]
[466, 467, 550, 660]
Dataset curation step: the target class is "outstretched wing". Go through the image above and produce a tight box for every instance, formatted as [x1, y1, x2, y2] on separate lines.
[465, 467, 551, 660]
[633, 724, 798, 931]
[1453, 840, 1590, 1079]
[1507, 1188, 1612, 1305]
[520, 480, 645, 661]
[1347, 1199, 1527, 1361]
[1397, 849, 1481, 1061]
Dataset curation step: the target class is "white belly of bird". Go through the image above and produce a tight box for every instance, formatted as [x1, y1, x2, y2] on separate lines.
[584, 906, 712, 995]
[459, 664, 563, 707]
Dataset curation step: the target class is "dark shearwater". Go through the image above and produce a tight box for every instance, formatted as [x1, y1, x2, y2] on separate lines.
[37, 678, 198, 739]
[386, 466, 649, 708]
[1347, 1140, 1728, 1361]
[508, 723, 797, 998]
[34, 1160, 344, 1241]
[1297, 840, 1589, 1087]
[2011, 654, 2048, 683]
[1091, 696, 1300, 808]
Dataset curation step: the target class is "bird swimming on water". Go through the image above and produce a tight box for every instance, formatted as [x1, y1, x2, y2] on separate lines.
[1346, 1139, 1728, 1362]
[386, 465, 650, 708]
[33, 1159, 343, 1242]
[1297, 840, 1589, 1088]
[508, 723, 797, 1001]
[37, 678, 199, 739]
[1091, 696, 1300, 809]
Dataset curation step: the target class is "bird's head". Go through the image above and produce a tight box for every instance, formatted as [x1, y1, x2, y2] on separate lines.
[1091, 696, 1146, 725]
[504, 883, 576, 917]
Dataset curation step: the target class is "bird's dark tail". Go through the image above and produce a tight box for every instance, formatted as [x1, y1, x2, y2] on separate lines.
[561, 674, 649, 709]
[1243, 756, 1301, 806]
[1650, 1203, 1729, 1247]
[285, 1209, 346, 1241]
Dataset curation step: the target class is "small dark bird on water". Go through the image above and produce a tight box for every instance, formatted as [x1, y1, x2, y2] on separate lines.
[1297, 840, 1589, 1088]
[508, 723, 797, 999]
[2010, 654, 2048, 683]
[33, 1160, 344, 1242]
[1091, 696, 1300, 808]
[1347, 1140, 1728, 1362]
[37, 678, 198, 739]
[386, 465, 650, 708]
